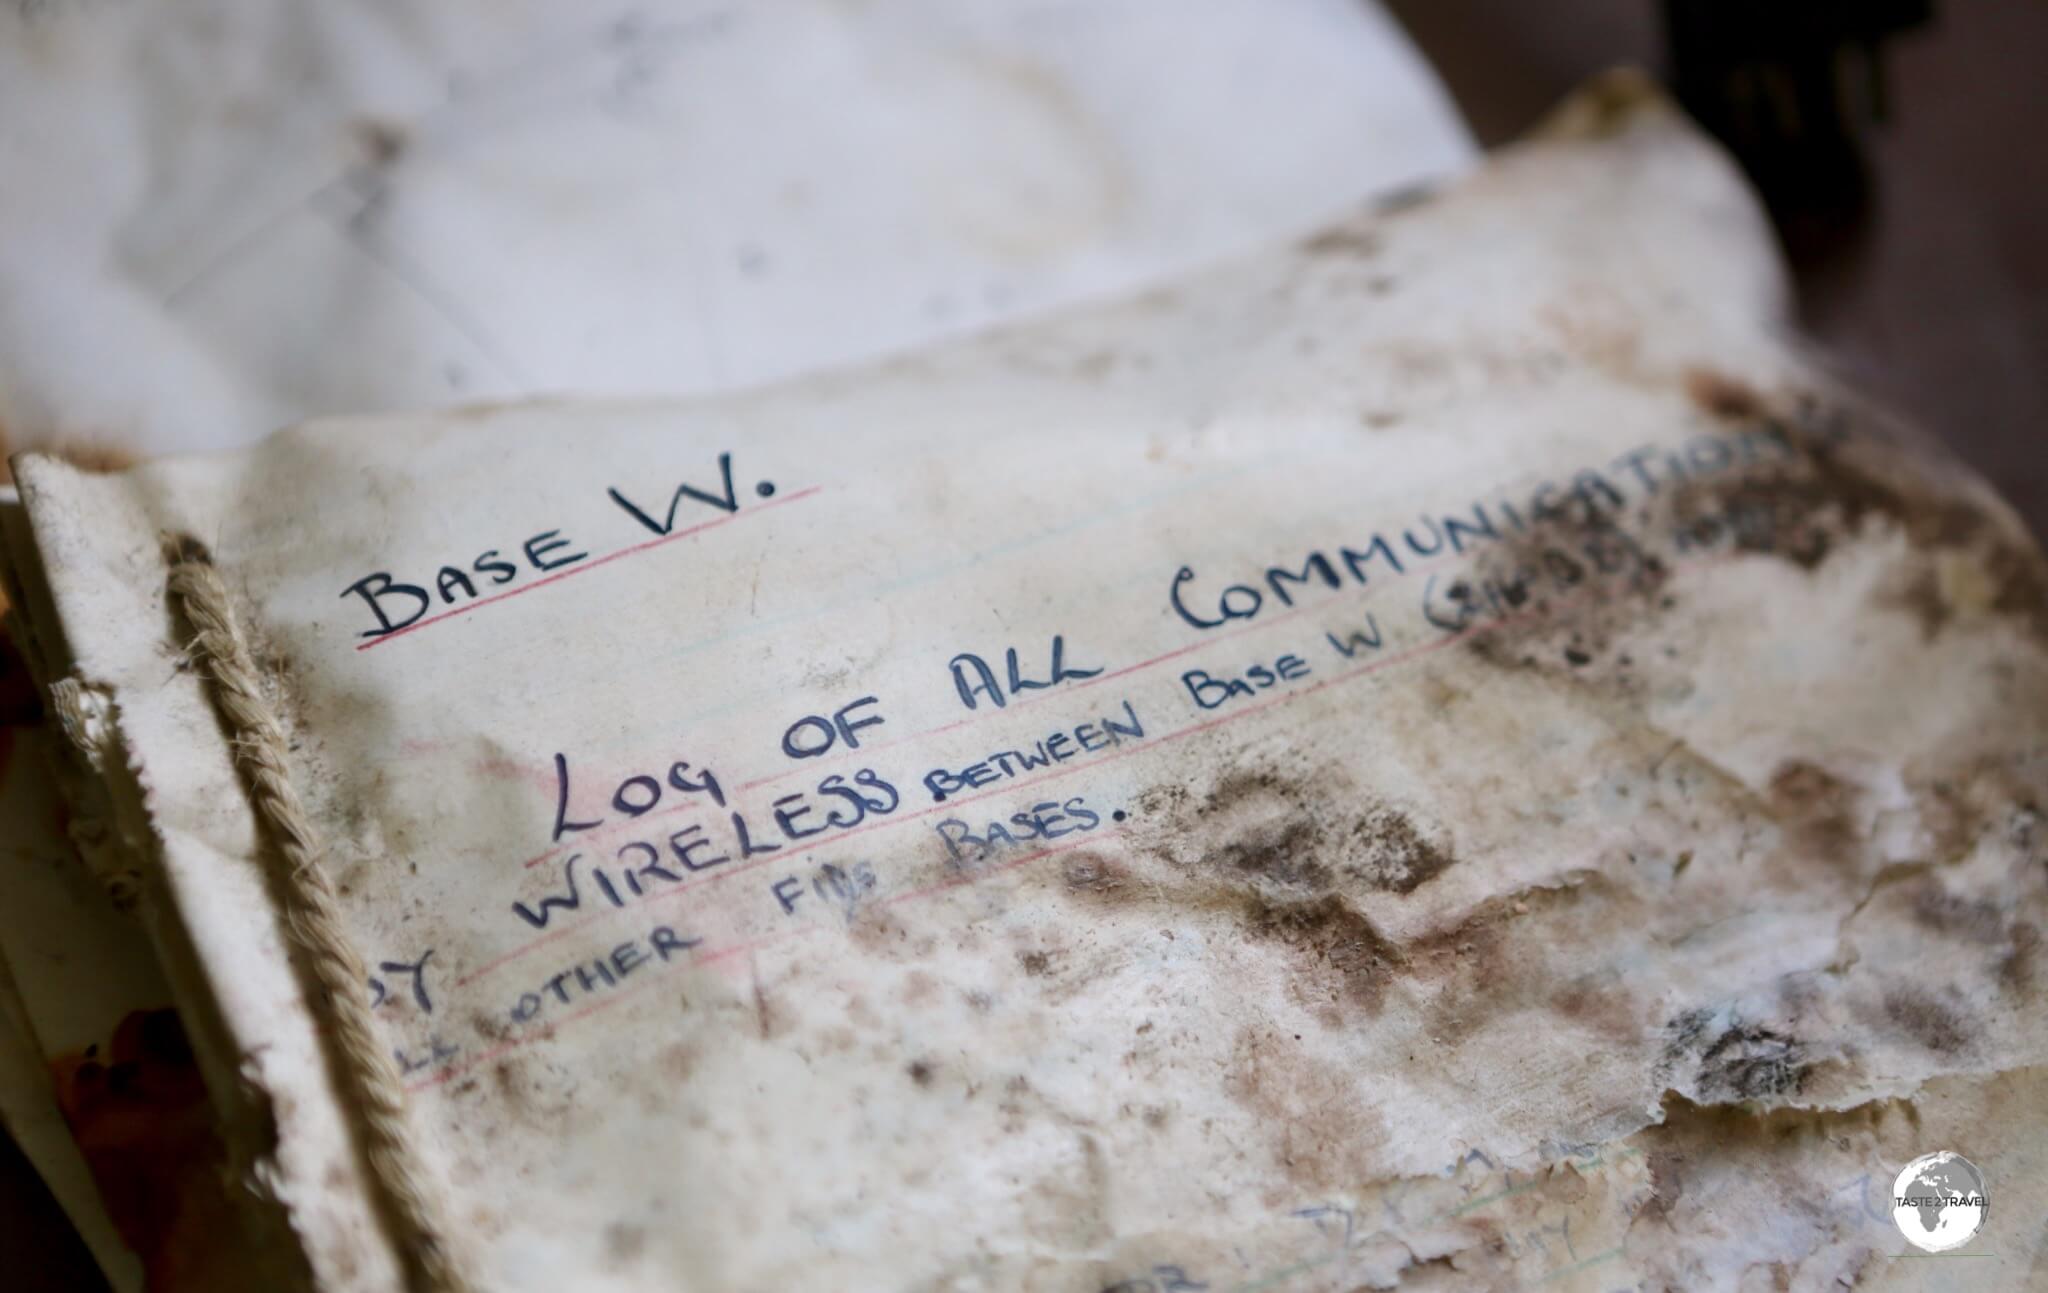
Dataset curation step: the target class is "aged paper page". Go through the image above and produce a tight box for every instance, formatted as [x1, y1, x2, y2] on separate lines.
[3, 3, 1466, 1275]
[0, 496, 307, 1289]
[0, 0, 1469, 455]
[13, 92, 2048, 1290]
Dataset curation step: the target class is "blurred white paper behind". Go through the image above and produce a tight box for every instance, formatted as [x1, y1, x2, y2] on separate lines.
[0, 0, 1472, 455]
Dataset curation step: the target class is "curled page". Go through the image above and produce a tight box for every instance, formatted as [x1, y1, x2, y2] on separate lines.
[0, 502, 302, 1289]
[0, 0, 1470, 455]
[9, 83, 2047, 1290]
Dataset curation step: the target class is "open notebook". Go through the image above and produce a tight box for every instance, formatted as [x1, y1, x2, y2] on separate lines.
[0, 2, 1472, 1284]
[7, 85, 2047, 1291]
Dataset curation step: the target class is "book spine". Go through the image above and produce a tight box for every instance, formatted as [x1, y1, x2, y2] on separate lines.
[166, 538, 472, 1293]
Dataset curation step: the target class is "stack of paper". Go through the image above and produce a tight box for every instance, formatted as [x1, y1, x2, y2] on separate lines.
[0, 2, 1480, 1287]
[4, 68, 2044, 1289]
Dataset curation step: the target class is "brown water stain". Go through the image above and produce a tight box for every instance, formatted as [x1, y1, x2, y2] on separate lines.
[1205, 811, 1327, 890]
[1457, 485, 1673, 680]
[1298, 225, 1382, 259]
[1881, 564, 1951, 640]
[2001, 922, 2040, 990]
[1059, 766, 1454, 1016]
[1667, 392, 2048, 641]
[1244, 893, 1404, 1013]
[603, 1222, 646, 1267]
[1659, 1008, 1812, 1102]
[1910, 884, 2008, 944]
[1452, 378, 2048, 705]
[1549, 975, 1641, 1046]
[1831, 861, 2038, 1027]
[1345, 807, 1457, 894]
[1407, 879, 1612, 1047]
[1223, 1026, 1391, 1193]
[1881, 986, 1973, 1055]
[1683, 367, 1765, 421]
[1187, 767, 1462, 898]
[1767, 760, 1861, 869]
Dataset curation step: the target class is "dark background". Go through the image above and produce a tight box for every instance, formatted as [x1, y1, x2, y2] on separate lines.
[1387, 0, 2048, 538]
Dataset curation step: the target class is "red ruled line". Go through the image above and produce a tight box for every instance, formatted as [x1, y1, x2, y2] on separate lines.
[412, 559, 1673, 1089]
[357, 485, 824, 650]
[456, 574, 1552, 991]
[880, 828, 1112, 907]
[728, 553, 1463, 796]
[728, 598, 1322, 794]
[521, 803, 700, 871]
[523, 586, 1300, 872]
[407, 496, 1754, 1090]
[410, 831, 1114, 1093]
